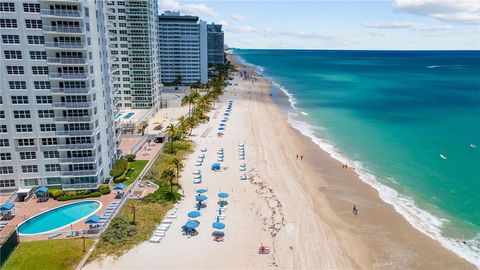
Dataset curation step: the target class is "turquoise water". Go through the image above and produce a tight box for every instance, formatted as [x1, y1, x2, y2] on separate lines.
[115, 113, 123, 119]
[234, 49, 480, 266]
[18, 201, 100, 235]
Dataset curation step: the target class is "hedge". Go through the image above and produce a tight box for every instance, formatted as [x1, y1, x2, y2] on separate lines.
[56, 192, 101, 201]
[110, 159, 128, 178]
[48, 188, 64, 199]
[99, 184, 111, 195]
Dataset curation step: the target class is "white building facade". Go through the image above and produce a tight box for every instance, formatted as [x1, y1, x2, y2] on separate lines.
[0, 0, 118, 192]
[158, 11, 207, 85]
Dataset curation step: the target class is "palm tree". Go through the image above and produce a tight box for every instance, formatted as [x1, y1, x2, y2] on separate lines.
[166, 123, 176, 151]
[169, 157, 183, 183]
[161, 169, 176, 193]
[181, 92, 200, 116]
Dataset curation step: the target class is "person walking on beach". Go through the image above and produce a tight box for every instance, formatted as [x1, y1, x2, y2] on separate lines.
[296, 154, 298, 160]
[353, 204, 358, 215]
[300, 155, 303, 160]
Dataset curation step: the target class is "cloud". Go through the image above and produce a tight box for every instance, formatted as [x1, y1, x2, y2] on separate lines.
[370, 31, 391, 37]
[160, 0, 217, 17]
[231, 14, 247, 21]
[394, 0, 480, 24]
[228, 25, 256, 33]
[363, 21, 453, 31]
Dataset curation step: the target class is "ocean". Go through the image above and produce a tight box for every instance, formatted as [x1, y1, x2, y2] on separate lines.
[233, 49, 480, 266]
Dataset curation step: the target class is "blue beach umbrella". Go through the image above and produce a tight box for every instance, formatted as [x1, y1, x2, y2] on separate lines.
[196, 195, 208, 201]
[211, 162, 221, 171]
[212, 221, 225, 230]
[196, 188, 208, 194]
[85, 214, 101, 224]
[219, 123, 226, 126]
[218, 192, 229, 199]
[224, 112, 230, 116]
[221, 119, 227, 122]
[35, 186, 48, 194]
[218, 127, 225, 131]
[185, 220, 199, 229]
[187, 211, 201, 219]
[114, 183, 126, 190]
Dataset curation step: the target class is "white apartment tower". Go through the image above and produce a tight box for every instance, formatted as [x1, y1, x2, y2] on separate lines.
[0, 0, 118, 192]
[106, 0, 161, 110]
[158, 11, 207, 85]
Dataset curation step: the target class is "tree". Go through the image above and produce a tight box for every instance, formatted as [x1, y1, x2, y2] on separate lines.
[181, 92, 200, 116]
[166, 123, 176, 152]
[169, 157, 183, 184]
[161, 169, 176, 193]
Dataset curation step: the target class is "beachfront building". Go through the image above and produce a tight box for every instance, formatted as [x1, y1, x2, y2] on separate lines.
[158, 11, 208, 85]
[105, 0, 161, 111]
[207, 23, 224, 65]
[0, 0, 118, 193]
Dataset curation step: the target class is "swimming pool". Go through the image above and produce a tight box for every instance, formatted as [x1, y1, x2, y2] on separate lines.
[123, 112, 134, 119]
[18, 201, 101, 235]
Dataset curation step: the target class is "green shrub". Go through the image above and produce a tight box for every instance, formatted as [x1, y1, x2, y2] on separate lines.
[99, 184, 111, 195]
[125, 154, 136, 162]
[56, 192, 101, 201]
[114, 175, 126, 183]
[100, 217, 137, 245]
[110, 159, 128, 178]
[142, 187, 182, 204]
[48, 188, 64, 199]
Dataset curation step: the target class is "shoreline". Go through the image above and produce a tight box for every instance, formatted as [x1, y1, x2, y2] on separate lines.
[231, 54, 476, 269]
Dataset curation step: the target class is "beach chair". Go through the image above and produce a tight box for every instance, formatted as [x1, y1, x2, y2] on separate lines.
[66, 230, 74, 238]
[149, 236, 162, 243]
[48, 233, 62, 239]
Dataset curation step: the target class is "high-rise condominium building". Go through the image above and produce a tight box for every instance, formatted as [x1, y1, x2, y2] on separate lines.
[158, 11, 207, 85]
[0, 0, 118, 192]
[207, 23, 224, 65]
[106, 0, 161, 110]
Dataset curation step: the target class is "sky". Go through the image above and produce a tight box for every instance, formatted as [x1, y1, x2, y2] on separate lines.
[158, 0, 480, 50]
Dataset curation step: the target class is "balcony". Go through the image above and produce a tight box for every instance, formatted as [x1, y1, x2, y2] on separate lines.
[45, 42, 86, 50]
[43, 26, 84, 34]
[58, 143, 95, 150]
[41, 9, 83, 18]
[56, 129, 94, 136]
[49, 73, 89, 80]
[47, 57, 87, 65]
[62, 182, 99, 190]
[52, 101, 91, 108]
[59, 156, 96, 163]
[54, 116, 92, 122]
[61, 170, 98, 176]
[50, 87, 91, 94]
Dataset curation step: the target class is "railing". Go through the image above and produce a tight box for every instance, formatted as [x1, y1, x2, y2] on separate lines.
[43, 26, 84, 34]
[62, 182, 99, 190]
[47, 57, 87, 65]
[45, 42, 86, 50]
[56, 130, 94, 136]
[49, 73, 88, 79]
[52, 101, 91, 108]
[58, 143, 95, 150]
[61, 170, 97, 177]
[54, 116, 92, 122]
[40, 9, 82, 18]
[59, 157, 96, 163]
[50, 87, 90, 94]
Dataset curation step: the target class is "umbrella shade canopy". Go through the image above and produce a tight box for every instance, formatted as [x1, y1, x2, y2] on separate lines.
[221, 119, 227, 122]
[211, 162, 221, 170]
[218, 192, 229, 199]
[219, 123, 226, 126]
[196, 195, 208, 201]
[114, 183, 126, 190]
[0, 202, 14, 211]
[223, 113, 230, 116]
[35, 186, 48, 194]
[188, 211, 201, 218]
[196, 188, 208, 193]
[85, 214, 101, 224]
[212, 221, 225, 230]
[218, 127, 225, 131]
[185, 220, 199, 229]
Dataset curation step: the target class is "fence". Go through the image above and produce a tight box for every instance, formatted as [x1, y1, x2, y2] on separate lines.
[0, 228, 19, 267]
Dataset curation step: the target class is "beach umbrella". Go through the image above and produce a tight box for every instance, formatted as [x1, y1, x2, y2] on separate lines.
[221, 119, 227, 122]
[187, 211, 201, 219]
[211, 162, 221, 171]
[218, 192, 229, 199]
[218, 127, 225, 131]
[113, 183, 126, 190]
[196, 188, 208, 194]
[212, 221, 225, 230]
[219, 123, 226, 126]
[85, 214, 101, 224]
[35, 186, 48, 194]
[185, 220, 199, 229]
[196, 195, 208, 201]
[0, 202, 14, 211]
[224, 113, 230, 116]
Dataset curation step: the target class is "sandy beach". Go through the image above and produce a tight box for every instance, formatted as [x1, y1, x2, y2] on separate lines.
[84, 56, 474, 270]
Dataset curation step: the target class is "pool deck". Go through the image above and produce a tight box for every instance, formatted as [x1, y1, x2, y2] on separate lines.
[0, 192, 117, 242]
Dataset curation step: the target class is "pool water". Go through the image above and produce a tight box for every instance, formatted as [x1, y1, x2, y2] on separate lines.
[18, 201, 100, 235]
[123, 112, 134, 119]
[115, 113, 122, 119]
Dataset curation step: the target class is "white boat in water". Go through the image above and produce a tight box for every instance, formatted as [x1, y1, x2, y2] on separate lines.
[440, 154, 447, 160]
[470, 144, 477, 148]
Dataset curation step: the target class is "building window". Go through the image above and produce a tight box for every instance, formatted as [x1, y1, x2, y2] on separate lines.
[16, 124, 33, 133]
[11, 96, 28, 104]
[17, 138, 35, 147]
[0, 179, 16, 188]
[23, 178, 39, 186]
[43, 151, 59, 159]
[41, 138, 57, 146]
[4, 50, 22, 59]
[6, 66, 24, 75]
[0, 139, 10, 147]
[0, 3, 15, 12]
[34, 81, 50, 90]
[45, 164, 61, 172]
[30, 51, 46, 60]
[20, 152, 36, 160]
[46, 177, 61, 185]
[32, 66, 49, 75]
[25, 19, 42, 29]
[0, 166, 14, 174]
[36, 96, 52, 104]
[27, 35, 44, 45]
[13, 110, 31, 119]
[38, 110, 54, 118]
[0, 111, 4, 118]
[40, 124, 56, 132]
[23, 3, 40, 13]
[9, 81, 27, 90]
[0, 19, 17, 28]
[2, 35, 20, 44]
[0, 153, 12, 161]
[22, 165, 38, 173]
[0, 125, 7, 133]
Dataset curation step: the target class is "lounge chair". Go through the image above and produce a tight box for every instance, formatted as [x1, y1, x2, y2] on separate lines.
[66, 230, 74, 238]
[149, 236, 162, 243]
[48, 232, 62, 239]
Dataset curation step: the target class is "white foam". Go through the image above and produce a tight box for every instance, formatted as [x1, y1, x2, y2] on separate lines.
[301, 111, 309, 116]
